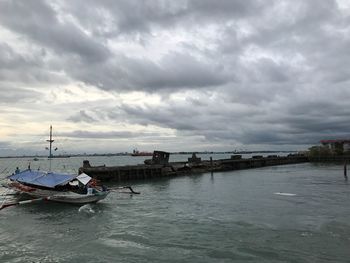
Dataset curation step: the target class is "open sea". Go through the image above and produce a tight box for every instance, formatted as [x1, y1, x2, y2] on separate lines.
[0, 154, 350, 262]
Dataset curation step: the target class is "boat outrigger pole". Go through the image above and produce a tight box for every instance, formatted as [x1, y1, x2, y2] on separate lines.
[47, 125, 54, 171]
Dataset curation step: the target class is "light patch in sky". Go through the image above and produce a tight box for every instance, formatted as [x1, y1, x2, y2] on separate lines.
[108, 28, 197, 63]
[119, 91, 162, 107]
[240, 45, 282, 64]
[336, 0, 350, 10]
[42, 83, 115, 104]
[0, 25, 28, 54]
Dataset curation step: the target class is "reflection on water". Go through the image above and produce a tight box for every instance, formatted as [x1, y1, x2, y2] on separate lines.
[0, 157, 350, 262]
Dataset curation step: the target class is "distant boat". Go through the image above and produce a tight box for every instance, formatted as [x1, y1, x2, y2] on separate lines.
[131, 149, 153, 157]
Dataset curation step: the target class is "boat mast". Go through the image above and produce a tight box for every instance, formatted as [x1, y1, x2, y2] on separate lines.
[46, 125, 54, 171]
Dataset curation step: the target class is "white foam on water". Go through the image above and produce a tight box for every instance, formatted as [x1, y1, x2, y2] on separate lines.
[274, 192, 296, 196]
[78, 204, 95, 214]
[99, 238, 149, 250]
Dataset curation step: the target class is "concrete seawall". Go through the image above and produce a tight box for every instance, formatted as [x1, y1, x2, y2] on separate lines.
[79, 154, 309, 182]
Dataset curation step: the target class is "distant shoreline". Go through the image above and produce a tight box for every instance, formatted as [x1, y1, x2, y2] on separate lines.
[0, 150, 297, 159]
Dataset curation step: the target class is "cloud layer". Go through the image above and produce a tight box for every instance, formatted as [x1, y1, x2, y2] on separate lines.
[0, 0, 350, 155]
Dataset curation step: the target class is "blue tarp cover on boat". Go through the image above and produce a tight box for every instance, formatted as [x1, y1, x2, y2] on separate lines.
[9, 170, 77, 188]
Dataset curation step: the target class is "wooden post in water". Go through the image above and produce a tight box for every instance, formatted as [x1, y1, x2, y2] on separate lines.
[344, 161, 348, 180]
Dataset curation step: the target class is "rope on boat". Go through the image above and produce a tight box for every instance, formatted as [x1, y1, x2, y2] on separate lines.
[0, 188, 11, 208]
[0, 157, 20, 178]
[0, 192, 17, 196]
[0, 167, 9, 176]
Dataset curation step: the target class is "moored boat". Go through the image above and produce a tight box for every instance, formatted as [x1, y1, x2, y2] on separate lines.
[1, 125, 110, 208]
[5, 170, 110, 204]
[0, 125, 139, 211]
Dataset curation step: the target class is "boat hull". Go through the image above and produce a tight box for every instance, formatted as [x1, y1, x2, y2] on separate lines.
[25, 190, 109, 204]
[6, 181, 109, 204]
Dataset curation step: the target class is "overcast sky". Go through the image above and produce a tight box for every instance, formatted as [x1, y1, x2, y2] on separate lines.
[0, 0, 350, 156]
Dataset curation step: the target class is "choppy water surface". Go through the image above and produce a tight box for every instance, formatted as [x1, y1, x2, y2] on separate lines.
[0, 156, 350, 262]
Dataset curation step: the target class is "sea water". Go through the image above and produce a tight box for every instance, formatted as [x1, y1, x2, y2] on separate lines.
[0, 155, 349, 262]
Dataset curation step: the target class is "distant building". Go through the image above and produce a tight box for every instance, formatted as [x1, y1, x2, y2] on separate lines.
[320, 139, 350, 154]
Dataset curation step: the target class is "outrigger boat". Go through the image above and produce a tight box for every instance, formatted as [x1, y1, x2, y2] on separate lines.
[1, 170, 139, 210]
[5, 170, 110, 205]
[0, 126, 139, 210]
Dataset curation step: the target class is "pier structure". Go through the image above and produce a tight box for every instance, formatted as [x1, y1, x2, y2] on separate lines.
[216, 154, 307, 171]
[79, 152, 309, 182]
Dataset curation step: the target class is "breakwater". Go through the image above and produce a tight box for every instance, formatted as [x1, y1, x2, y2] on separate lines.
[79, 153, 309, 182]
[308, 155, 350, 162]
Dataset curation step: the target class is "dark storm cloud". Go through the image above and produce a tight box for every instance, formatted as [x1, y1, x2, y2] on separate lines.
[249, 58, 290, 83]
[118, 103, 204, 131]
[0, 85, 42, 104]
[0, 0, 110, 63]
[123, 52, 228, 89]
[1, 0, 350, 150]
[64, 0, 263, 35]
[68, 110, 98, 123]
[0, 42, 65, 86]
[69, 51, 228, 91]
[0, 0, 260, 92]
[112, 86, 350, 147]
[56, 130, 161, 139]
[282, 102, 350, 135]
[0, 0, 347, 91]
